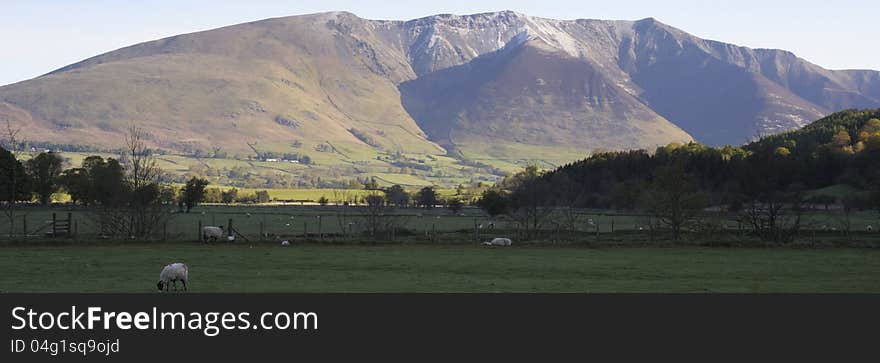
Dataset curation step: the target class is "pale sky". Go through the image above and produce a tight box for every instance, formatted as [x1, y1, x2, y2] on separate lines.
[1, 0, 878, 86]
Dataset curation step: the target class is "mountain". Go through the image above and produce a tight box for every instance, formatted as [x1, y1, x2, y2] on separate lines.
[2, 11, 879, 183]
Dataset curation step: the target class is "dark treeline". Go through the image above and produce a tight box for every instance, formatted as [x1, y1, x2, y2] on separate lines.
[478, 109, 880, 241]
[550, 109, 880, 206]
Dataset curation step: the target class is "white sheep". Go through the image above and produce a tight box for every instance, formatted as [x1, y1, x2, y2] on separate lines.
[281, 240, 290, 246]
[202, 226, 224, 242]
[157, 262, 188, 292]
[482, 237, 512, 246]
[868, 225, 874, 232]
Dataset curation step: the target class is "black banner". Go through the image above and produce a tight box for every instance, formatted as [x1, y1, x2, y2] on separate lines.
[1, 294, 878, 361]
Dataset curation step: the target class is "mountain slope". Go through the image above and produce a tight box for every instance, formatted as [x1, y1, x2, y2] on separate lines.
[1, 11, 879, 184]
[0, 12, 438, 157]
[400, 38, 687, 153]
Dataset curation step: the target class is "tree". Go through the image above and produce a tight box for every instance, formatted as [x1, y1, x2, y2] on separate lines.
[25, 152, 64, 205]
[415, 186, 437, 208]
[1, 120, 28, 237]
[86, 126, 172, 239]
[839, 193, 869, 238]
[445, 198, 464, 214]
[384, 185, 409, 207]
[181, 177, 209, 212]
[204, 188, 222, 203]
[318, 196, 329, 206]
[363, 177, 379, 190]
[610, 179, 642, 210]
[476, 189, 508, 217]
[362, 194, 387, 238]
[79, 156, 127, 207]
[255, 190, 270, 204]
[0, 147, 29, 203]
[221, 188, 238, 204]
[740, 190, 804, 243]
[58, 167, 90, 205]
[644, 164, 707, 240]
[123, 125, 161, 194]
[507, 171, 553, 237]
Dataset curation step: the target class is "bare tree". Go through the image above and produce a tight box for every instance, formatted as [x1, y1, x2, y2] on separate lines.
[740, 192, 803, 243]
[359, 192, 409, 241]
[644, 164, 708, 240]
[836, 194, 868, 240]
[124, 125, 161, 192]
[362, 193, 386, 239]
[550, 172, 586, 240]
[93, 125, 174, 239]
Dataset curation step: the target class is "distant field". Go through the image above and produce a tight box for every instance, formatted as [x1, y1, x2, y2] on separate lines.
[55, 148, 505, 189]
[220, 188, 381, 202]
[1, 244, 877, 292]
[47, 187, 461, 206]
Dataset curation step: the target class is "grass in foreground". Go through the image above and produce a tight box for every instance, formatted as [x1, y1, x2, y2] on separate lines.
[1, 244, 878, 293]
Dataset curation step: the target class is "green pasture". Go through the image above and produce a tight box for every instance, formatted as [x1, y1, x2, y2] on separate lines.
[1, 244, 877, 292]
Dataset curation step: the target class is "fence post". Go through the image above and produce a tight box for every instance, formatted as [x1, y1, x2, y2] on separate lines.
[303, 222, 308, 239]
[259, 221, 264, 241]
[22, 215, 27, 238]
[318, 216, 322, 241]
[555, 224, 560, 244]
[473, 218, 478, 242]
[227, 219, 233, 239]
[432, 223, 437, 243]
[52, 213, 57, 237]
[198, 220, 202, 242]
[163, 222, 167, 241]
[73, 220, 78, 241]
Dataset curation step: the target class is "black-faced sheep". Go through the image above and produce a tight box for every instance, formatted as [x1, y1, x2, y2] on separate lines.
[157, 262, 188, 292]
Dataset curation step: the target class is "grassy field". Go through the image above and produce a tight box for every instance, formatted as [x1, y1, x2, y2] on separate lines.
[8, 204, 879, 241]
[1, 244, 877, 292]
[56, 146, 505, 189]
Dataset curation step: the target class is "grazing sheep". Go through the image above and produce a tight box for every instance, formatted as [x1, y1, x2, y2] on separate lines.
[281, 240, 290, 246]
[202, 226, 224, 242]
[157, 262, 188, 292]
[482, 237, 512, 246]
[868, 225, 874, 232]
